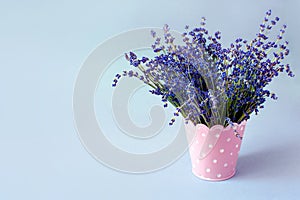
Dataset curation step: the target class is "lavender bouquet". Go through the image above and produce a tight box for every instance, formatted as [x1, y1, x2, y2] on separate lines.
[112, 10, 294, 128]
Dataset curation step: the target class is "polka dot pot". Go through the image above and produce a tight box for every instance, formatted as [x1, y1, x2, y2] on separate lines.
[185, 121, 246, 181]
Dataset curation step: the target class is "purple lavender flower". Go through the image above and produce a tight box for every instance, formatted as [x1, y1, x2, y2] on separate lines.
[113, 10, 294, 127]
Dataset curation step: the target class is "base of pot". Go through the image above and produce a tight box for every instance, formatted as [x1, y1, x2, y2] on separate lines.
[192, 169, 236, 182]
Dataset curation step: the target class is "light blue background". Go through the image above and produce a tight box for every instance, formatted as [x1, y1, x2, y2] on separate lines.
[1, 0, 300, 199]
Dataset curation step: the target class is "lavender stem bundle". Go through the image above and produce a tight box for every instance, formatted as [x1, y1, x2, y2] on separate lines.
[112, 10, 294, 128]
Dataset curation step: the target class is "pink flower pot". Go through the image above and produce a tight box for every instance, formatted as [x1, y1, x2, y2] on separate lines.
[185, 121, 246, 181]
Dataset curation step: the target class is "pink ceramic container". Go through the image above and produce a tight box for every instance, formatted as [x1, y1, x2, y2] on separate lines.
[185, 121, 246, 181]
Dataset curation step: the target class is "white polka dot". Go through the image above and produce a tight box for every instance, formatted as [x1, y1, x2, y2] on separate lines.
[206, 168, 211, 173]
[196, 159, 200, 164]
[230, 152, 233, 156]
[202, 133, 206, 137]
[208, 144, 213, 148]
[220, 149, 225, 153]
[215, 134, 220, 138]
[213, 159, 218, 164]
[236, 144, 239, 148]
[217, 174, 222, 178]
[224, 163, 228, 167]
[241, 126, 244, 131]
[226, 138, 231, 142]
